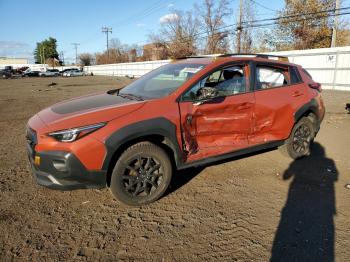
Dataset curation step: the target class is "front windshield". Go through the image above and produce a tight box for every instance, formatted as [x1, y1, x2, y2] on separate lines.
[119, 63, 205, 99]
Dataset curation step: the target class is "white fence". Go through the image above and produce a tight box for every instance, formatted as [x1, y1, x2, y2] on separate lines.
[270, 46, 350, 91]
[2, 46, 349, 91]
[84, 60, 170, 77]
[83, 46, 350, 91]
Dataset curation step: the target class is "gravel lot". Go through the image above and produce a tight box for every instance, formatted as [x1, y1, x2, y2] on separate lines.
[0, 76, 350, 261]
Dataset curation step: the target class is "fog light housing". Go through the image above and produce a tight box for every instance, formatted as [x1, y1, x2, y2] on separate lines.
[52, 159, 68, 172]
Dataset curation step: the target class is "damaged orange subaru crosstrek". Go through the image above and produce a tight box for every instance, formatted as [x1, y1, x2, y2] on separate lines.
[26, 54, 325, 206]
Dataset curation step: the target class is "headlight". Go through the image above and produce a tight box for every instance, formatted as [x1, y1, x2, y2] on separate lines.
[48, 122, 106, 142]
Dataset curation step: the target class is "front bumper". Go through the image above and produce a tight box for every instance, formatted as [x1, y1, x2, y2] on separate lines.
[26, 139, 107, 190]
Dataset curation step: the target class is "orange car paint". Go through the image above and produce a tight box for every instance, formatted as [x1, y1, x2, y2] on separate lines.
[27, 56, 325, 177]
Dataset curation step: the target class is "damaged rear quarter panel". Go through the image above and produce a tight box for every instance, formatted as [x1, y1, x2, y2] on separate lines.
[250, 83, 309, 144]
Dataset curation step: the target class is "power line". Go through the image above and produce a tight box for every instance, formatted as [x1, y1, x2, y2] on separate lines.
[155, 7, 350, 47]
[249, 0, 277, 12]
[110, 0, 166, 28]
[73, 0, 167, 48]
[63, 5, 350, 58]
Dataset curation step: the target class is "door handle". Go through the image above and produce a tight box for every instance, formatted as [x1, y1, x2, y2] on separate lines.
[292, 91, 304, 97]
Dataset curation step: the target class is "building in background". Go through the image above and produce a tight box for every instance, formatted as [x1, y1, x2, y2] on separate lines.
[0, 57, 29, 65]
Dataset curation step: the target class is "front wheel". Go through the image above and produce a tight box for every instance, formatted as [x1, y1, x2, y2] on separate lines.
[281, 117, 315, 159]
[110, 142, 172, 206]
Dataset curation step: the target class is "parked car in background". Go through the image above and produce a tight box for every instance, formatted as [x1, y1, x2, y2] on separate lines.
[63, 69, 86, 77]
[16, 66, 29, 74]
[0, 68, 13, 78]
[39, 69, 60, 77]
[26, 54, 325, 206]
[59, 68, 76, 76]
[22, 70, 40, 77]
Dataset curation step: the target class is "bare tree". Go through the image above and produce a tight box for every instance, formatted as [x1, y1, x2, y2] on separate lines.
[196, 0, 231, 54]
[240, 0, 256, 53]
[150, 10, 199, 58]
[95, 38, 140, 64]
[79, 53, 94, 66]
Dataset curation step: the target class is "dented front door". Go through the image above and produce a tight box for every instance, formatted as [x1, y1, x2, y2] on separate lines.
[179, 93, 255, 162]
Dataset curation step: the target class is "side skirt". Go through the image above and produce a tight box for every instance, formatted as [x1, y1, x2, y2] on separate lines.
[178, 140, 284, 170]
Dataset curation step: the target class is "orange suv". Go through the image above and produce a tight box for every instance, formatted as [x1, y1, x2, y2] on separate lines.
[26, 54, 325, 205]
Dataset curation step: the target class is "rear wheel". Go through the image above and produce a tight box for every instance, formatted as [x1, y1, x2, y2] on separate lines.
[281, 117, 315, 159]
[110, 142, 172, 206]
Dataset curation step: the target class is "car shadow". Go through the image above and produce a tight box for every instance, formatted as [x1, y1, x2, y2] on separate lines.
[270, 142, 338, 261]
[165, 167, 205, 197]
[165, 147, 277, 197]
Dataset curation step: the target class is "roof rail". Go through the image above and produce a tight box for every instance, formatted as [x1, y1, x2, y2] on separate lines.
[174, 54, 222, 60]
[174, 53, 289, 61]
[218, 53, 289, 61]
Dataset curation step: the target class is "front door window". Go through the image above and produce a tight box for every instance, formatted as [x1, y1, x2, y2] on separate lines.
[182, 65, 248, 101]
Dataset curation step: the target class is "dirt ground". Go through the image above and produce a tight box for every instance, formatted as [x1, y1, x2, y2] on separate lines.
[0, 76, 349, 261]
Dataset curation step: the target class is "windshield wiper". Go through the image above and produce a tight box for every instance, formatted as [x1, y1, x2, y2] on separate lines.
[118, 93, 144, 101]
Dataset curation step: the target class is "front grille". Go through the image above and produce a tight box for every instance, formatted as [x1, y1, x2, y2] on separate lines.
[26, 126, 37, 153]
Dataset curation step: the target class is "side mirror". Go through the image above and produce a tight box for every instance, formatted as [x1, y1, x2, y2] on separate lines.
[197, 87, 218, 100]
[193, 87, 219, 106]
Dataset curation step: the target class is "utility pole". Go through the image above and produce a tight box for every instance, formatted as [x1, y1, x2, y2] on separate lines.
[331, 0, 340, 47]
[42, 46, 46, 64]
[39, 45, 46, 64]
[102, 26, 112, 61]
[60, 51, 65, 66]
[40, 46, 43, 64]
[236, 0, 243, 53]
[71, 43, 80, 65]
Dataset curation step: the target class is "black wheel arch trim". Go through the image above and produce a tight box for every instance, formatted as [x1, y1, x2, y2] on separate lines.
[102, 117, 184, 171]
[294, 98, 319, 122]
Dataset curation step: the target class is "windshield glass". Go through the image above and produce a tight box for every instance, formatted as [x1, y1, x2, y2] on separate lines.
[119, 63, 205, 99]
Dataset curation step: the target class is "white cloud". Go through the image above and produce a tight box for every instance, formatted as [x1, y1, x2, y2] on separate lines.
[159, 13, 179, 24]
[0, 41, 32, 58]
[136, 23, 146, 28]
[167, 3, 174, 9]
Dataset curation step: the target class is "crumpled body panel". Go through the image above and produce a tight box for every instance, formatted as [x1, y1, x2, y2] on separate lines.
[179, 93, 255, 162]
[250, 83, 309, 145]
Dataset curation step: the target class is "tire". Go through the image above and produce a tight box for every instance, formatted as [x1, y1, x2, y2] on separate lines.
[307, 112, 318, 137]
[281, 117, 315, 159]
[110, 142, 172, 206]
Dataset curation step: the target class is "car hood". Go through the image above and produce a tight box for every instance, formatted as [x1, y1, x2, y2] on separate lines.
[37, 90, 146, 131]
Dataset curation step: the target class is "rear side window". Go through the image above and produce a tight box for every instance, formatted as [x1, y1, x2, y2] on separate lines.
[290, 67, 302, 84]
[255, 65, 289, 89]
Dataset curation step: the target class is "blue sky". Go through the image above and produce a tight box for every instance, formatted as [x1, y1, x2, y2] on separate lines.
[1, 0, 346, 63]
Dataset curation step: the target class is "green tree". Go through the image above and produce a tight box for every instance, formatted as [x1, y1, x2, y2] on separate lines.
[34, 37, 59, 64]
